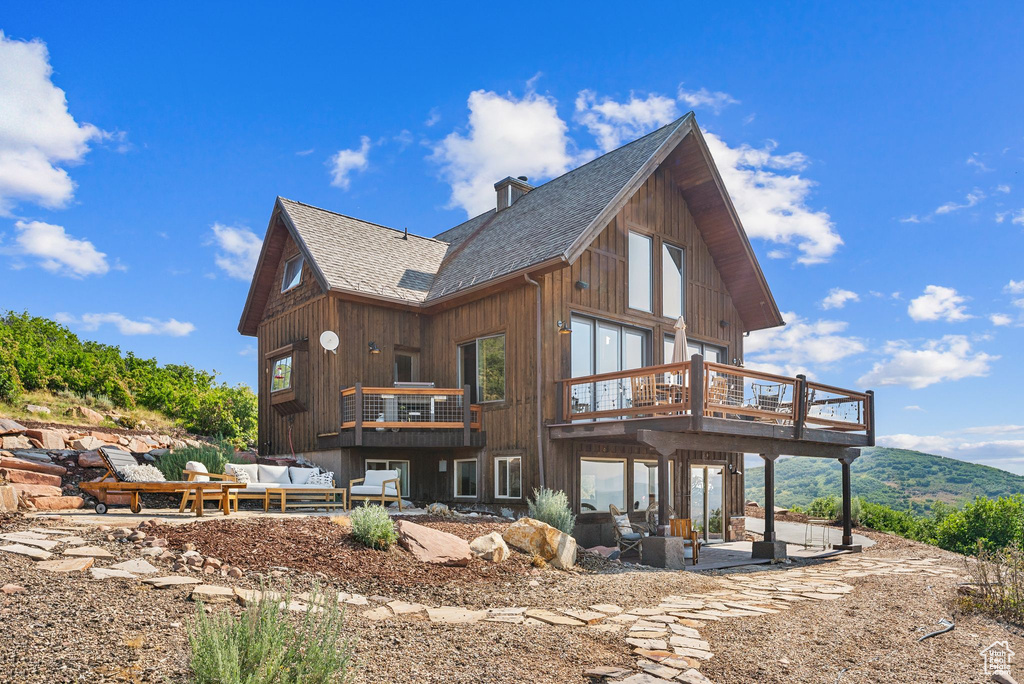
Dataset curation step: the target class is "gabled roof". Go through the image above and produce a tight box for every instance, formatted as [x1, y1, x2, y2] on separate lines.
[240, 113, 784, 335]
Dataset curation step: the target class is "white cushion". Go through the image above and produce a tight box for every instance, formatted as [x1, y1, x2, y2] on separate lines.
[118, 464, 166, 483]
[226, 463, 258, 484]
[289, 467, 317, 485]
[238, 482, 330, 491]
[258, 464, 291, 484]
[363, 469, 399, 488]
[351, 484, 399, 496]
[185, 461, 209, 482]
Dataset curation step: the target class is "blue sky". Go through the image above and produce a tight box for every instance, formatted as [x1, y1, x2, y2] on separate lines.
[1, 4, 1023, 470]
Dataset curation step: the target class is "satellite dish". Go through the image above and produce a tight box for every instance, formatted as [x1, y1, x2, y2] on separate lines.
[319, 330, 339, 355]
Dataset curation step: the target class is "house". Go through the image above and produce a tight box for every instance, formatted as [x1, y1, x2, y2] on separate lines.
[238, 112, 874, 554]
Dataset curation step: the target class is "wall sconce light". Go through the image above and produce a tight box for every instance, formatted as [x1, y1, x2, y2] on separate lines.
[574, 280, 589, 290]
[368, 341, 381, 355]
[719, 319, 730, 328]
[557, 320, 572, 335]
[728, 463, 743, 475]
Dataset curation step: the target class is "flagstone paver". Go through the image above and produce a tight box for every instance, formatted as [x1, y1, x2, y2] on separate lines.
[64, 546, 114, 559]
[143, 576, 202, 588]
[37, 557, 95, 572]
[426, 607, 485, 624]
[0, 535, 60, 550]
[110, 559, 160, 574]
[1, 544, 52, 560]
[90, 568, 138, 580]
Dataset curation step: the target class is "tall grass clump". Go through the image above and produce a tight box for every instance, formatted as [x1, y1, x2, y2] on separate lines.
[154, 440, 240, 481]
[349, 505, 397, 550]
[959, 543, 1024, 627]
[528, 487, 576, 535]
[188, 583, 352, 684]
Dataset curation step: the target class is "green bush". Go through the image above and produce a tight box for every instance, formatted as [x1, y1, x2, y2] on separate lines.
[934, 495, 1024, 555]
[349, 505, 397, 550]
[850, 496, 862, 526]
[154, 441, 241, 482]
[528, 487, 576, 535]
[805, 495, 839, 520]
[188, 583, 352, 684]
[0, 311, 258, 447]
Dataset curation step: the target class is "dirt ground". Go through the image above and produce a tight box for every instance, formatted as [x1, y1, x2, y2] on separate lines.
[1, 513, 1021, 684]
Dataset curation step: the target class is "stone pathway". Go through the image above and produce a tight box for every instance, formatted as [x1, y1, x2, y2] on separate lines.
[0, 528, 963, 684]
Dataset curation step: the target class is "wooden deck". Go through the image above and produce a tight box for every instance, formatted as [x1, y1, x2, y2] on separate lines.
[550, 355, 873, 457]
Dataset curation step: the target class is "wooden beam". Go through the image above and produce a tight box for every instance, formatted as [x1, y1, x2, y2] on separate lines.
[354, 383, 363, 447]
[690, 353, 704, 431]
[635, 429, 858, 459]
[763, 454, 777, 542]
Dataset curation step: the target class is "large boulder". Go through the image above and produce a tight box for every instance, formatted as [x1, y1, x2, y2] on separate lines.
[469, 532, 509, 562]
[11, 483, 62, 499]
[395, 520, 473, 566]
[27, 496, 84, 511]
[0, 468, 62, 487]
[71, 406, 106, 423]
[72, 436, 105, 452]
[0, 419, 26, 435]
[76, 450, 106, 468]
[502, 518, 577, 569]
[0, 455, 67, 477]
[24, 429, 64, 450]
[1, 435, 31, 451]
[0, 485, 17, 512]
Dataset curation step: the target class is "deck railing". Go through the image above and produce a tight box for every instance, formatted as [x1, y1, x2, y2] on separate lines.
[341, 384, 481, 446]
[561, 354, 873, 436]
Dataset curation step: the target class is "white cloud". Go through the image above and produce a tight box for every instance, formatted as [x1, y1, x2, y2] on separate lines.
[907, 285, 971, 322]
[903, 405, 924, 411]
[821, 288, 859, 310]
[296, 148, 314, 156]
[876, 431, 1024, 474]
[996, 184, 1011, 193]
[966, 154, 991, 172]
[899, 215, 922, 224]
[239, 345, 256, 357]
[1007, 280, 1024, 295]
[210, 223, 262, 280]
[990, 313, 1013, 326]
[878, 433, 957, 453]
[961, 424, 1024, 435]
[57, 312, 195, 337]
[0, 31, 106, 214]
[425, 108, 441, 127]
[935, 189, 984, 215]
[12, 220, 108, 277]
[328, 136, 371, 190]
[996, 211, 1009, 224]
[575, 90, 679, 153]
[432, 89, 580, 216]
[857, 335, 997, 389]
[703, 132, 842, 264]
[745, 311, 866, 377]
[676, 84, 739, 113]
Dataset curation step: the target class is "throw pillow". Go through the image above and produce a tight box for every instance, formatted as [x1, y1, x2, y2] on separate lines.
[308, 470, 334, 486]
[226, 464, 252, 484]
[118, 464, 167, 483]
[613, 513, 634, 535]
[288, 466, 316, 485]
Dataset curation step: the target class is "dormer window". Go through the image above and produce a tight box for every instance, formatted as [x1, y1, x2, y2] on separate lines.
[281, 254, 303, 292]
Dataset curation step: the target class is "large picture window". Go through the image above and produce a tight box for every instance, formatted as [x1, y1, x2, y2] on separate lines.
[579, 458, 626, 511]
[454, 458, 477, 498]
[270, 355, 292, 392]
[571, 314, 650, 415]
[662, 243, 685, 319]
[458, 334, 505, 403]
[628, 231, 652, 312]
[634, 460, 673, 511]
[494, 455, 522, 499]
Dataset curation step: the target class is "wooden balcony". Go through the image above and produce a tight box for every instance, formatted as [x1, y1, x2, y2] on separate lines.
[317, 384, 485, 449]
[550, 355, 874, 456]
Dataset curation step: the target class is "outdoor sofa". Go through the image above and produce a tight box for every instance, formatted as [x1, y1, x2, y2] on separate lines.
[180, 462, 337, 512]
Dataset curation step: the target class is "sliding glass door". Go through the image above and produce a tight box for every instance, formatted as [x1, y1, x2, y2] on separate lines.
[690, 465, 725, 543]
[571, 315, 650, 416]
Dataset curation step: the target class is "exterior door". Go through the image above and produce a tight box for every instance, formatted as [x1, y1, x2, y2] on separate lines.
[690, 465, 725, 543]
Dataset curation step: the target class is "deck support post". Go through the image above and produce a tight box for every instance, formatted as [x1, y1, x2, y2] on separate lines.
[835, 453, 862, 552]
[794, 374, 807, 440]
[462, 384, 472, 447]
[657, 450, 670, 536]
[354, 383, 363, 447]
[752, 453, 787, 559]
[690, 354, 704, 430]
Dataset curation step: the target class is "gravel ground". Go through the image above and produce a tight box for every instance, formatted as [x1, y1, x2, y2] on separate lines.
[2, 513, 1022, 683]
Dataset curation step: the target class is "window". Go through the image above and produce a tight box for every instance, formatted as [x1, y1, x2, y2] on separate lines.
[579, 458, 625, 511]
[628, 232, 652, 312]
[571, 314, 650, 415]
[662, 243, 685, 319]
[281, 254, 304, 292]
[634, 460, 673, 511]
[664, 335, 725, 364]
[394, 351, 419, 383]
[458, 334, 505, 403]
[494, 455, 522, 499]
[366, 459, 410, 497]
[270, 355, 292, 392]
[454, 458, 477, 498]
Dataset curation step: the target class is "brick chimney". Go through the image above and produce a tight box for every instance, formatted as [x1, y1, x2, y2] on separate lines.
[495, 176, 532, 211]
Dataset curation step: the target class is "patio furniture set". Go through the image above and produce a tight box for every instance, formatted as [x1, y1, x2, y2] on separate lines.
[609, 502, 701, 565]
[79, 446, 403, 517]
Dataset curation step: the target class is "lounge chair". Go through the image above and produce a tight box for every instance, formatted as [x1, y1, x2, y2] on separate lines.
[609, 504, 646, 556]
[349, 469, 402, 510]
[79, 446, 240, 516]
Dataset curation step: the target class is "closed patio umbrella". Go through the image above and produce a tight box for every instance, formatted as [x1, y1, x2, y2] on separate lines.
[672, 316, 689, 363]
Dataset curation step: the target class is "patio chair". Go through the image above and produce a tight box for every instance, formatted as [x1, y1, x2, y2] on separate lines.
[705, 375, 729, 417]
[669, 517, 700, 565]
[609, 504, 646, 556]
[349, 469, 402, 510]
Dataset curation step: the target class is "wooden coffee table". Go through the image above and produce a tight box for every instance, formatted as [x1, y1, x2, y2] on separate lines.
[263, 488, 348, 512]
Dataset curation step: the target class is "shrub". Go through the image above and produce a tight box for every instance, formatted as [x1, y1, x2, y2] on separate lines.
[934, 495, 1024, 555]
[805, 495, 839, 520]
[527, 487, 576, 535]
[959, 543, 1024, 626]
[349, 505, 397, 550]
[188, 583, 353, 684]
[850, 496, 862, 526]
[154, 441, 240, 482]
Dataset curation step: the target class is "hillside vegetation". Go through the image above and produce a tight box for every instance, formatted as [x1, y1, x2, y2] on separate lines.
[0, 312, 256, 446]
[745, 446, 1024, 513]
